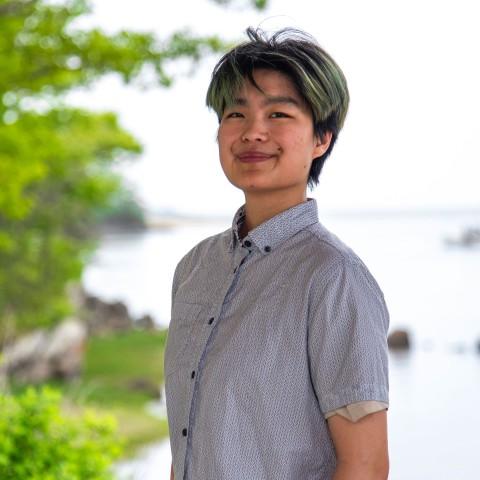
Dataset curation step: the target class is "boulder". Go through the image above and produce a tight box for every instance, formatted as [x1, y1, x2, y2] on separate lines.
[387, 329, 411, 350]
[135, 314, 156, 331]
[44, 319, 87, 379]
[66, 281, 89, 310]
[69, 282, 158, 336]
[84, 295, 133, 335]
[0, 318, 87, 384]
[0, 330, 49, 384]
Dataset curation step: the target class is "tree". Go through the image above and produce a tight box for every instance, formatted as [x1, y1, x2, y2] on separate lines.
[0, 0, 267, 340]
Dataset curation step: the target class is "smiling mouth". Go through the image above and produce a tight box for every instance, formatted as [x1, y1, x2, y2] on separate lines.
[237, 153, 274, 163]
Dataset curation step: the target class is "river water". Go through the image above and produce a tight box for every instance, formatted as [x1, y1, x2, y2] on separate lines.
[84, 210, 480, 479]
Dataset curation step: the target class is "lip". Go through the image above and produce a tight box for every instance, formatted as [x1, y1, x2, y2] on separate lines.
[236, 152, 274, 163]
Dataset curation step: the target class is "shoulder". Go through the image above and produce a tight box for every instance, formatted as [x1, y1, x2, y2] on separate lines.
[173, 227, 230, 280]
[302, 222, 386, 306]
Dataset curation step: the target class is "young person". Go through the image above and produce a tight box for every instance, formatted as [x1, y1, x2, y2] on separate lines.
[165, 27, 389, 480]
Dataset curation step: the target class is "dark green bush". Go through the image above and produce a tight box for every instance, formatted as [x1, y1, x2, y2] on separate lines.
[0, 387, 122, 480]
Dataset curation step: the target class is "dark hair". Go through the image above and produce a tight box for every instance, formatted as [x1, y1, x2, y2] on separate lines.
[206, 27, 350, 189]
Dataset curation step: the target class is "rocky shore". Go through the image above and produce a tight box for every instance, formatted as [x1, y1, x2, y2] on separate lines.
[0, 283, 156, 387]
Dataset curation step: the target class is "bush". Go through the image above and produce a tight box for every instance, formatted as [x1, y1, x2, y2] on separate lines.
[0, 387, 122, 480]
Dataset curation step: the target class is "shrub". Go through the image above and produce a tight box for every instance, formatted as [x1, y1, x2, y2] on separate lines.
[0, 387, 122, 480]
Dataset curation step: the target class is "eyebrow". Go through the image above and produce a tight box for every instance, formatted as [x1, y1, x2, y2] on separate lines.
[232, 95, 301, 108]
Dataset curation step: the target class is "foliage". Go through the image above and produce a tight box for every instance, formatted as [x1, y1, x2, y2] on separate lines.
[92, 186, 147, 229]
[11, 329, 170, 454]
[0, 0, 226, 98]
[0, 108, 140, 335]
[0, 386, 122, 479]
[0, 0, 268, 467]
[0, 0, 240, 339]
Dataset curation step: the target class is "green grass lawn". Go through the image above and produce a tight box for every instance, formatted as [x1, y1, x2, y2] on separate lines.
[12, 328, 170, 457]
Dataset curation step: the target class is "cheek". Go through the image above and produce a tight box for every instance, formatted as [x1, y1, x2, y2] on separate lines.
[218, 141, 231, 164]
[288, 133, 314, 155]
[287, 135, 317, 172]
[218, 139, 233, 171]
[218, 127, 234, 150]
[277, 124, 311, 147]
[217, 134, 227, 156]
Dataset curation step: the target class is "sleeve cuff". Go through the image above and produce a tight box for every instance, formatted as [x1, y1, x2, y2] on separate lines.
[324, 400, 389, 423]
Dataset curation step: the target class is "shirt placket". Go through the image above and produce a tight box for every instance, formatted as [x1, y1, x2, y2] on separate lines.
[182, 239, 253, 479]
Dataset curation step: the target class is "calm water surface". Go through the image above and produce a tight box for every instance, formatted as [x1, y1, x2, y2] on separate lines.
[84, 211, 480, 479]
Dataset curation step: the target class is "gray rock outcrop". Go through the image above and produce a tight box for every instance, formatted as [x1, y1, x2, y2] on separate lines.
[0, 318, 87, 384]
[84, 296, 133, 336]
[0, 283, 159, 387]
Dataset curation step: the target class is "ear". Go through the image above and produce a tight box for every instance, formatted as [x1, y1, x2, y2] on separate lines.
[313, 131, 333, 158]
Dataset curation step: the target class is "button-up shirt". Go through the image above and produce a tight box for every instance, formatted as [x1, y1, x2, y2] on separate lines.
[164, 198, 389, 480]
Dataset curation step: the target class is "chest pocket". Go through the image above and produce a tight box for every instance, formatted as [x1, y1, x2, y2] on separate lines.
[165, 301, 205, 377]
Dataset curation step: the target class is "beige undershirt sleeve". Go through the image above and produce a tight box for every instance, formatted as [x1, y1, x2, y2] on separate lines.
[324, 400, 388, 423]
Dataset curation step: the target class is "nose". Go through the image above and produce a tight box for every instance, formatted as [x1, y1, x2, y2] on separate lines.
[241, 116, 268, 142]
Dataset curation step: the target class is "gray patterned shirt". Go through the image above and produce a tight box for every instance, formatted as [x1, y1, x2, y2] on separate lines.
[164, 198, 389, 480]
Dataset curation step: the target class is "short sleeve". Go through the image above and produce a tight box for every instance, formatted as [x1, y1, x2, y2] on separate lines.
[324, 400, 389, 422]
[307, 259, 389, 415]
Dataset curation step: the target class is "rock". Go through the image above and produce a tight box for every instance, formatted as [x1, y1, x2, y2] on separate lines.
[387, 329, 411, 350]
[44, 319, 87, 379]
[2, 330, 48, 368]
[66, 281, 88, 310]
[0, 330, 50, 383]
[73, 284, 158, 336]
[0, 318, 87, 384]
[84, 295, 133, 335]
[135, 314, 155, 331]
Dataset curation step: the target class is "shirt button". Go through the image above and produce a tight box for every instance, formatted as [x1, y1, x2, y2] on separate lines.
[208, 317, 214, 325]
[182, 428, 188, 437]
[191, 371, 195, 379]
[264, 245, 271, 252]
[243, 240, 252, 248]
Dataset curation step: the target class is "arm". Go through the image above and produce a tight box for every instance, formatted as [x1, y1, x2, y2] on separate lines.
[170, 462, 174, 480]
[327, 410, 389, 480]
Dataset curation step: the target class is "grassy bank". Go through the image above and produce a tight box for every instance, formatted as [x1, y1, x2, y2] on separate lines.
[12, 329, 170, 457]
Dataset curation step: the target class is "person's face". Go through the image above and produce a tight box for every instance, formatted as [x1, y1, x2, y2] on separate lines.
[217, 68, 331, 199]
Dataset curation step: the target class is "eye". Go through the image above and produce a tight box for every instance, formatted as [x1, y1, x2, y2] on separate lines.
[224, 112, 244, 119]
[270, 112, 290, 118]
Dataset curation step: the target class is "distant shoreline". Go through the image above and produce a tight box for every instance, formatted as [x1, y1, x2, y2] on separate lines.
[95, 208, 480, 235]
[144, 208, 480, 228]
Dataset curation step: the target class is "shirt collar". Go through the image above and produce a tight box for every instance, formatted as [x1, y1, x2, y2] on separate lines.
[229, 197, 319, 254]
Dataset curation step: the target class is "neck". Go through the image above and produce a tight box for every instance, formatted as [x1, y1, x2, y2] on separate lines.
[240, 190, 308, 237]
